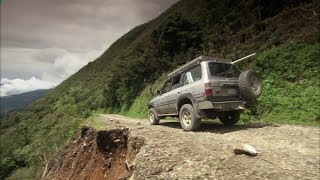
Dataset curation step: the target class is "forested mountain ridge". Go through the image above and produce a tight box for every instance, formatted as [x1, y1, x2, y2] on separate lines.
[0, 89, 50, 117]
[1, 0, 319, 178]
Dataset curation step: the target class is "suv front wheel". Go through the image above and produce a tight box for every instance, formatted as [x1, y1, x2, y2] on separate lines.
[149, 108, 160, 125]
[219, 110, 240, 126]
[179, 104, 201, 131]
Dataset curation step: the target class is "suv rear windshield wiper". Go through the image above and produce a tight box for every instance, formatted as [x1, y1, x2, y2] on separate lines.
[209, 62, 240, 77]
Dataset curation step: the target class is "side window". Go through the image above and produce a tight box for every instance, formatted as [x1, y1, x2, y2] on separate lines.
[162, 80, 172, 93]
[182, 65, 202, 85]
[171, 75, 181, 90]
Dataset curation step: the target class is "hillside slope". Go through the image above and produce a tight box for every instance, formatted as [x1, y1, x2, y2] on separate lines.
[1, 0, 319, 178]
[0, 89, 50, 117]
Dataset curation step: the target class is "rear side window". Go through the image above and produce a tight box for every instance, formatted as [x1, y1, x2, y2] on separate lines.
[182, 65, 202, 85]
[209, 62, 240, 77]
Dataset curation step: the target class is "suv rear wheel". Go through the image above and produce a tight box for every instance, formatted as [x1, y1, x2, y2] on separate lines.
[149, 108, 160, 125]
[179, 104, 201, 131]
[219, 110, 240, 126]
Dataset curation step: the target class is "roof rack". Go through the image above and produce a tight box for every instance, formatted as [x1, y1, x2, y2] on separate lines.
[167, 56, 230, 78]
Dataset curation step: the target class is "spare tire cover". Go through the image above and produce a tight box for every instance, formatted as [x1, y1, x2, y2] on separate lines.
[238, 70, 262, 100]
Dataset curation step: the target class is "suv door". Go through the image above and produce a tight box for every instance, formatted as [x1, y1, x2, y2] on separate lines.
[166, 75, 182, 114]
[156, 80, 172, 114]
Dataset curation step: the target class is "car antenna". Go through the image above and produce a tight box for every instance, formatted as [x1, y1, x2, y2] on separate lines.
[232, 53, 256, 64]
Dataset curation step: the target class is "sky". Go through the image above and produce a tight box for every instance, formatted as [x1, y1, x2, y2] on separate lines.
[0, 0, 178, 96]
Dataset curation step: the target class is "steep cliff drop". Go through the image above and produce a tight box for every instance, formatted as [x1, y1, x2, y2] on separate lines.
[44, 127, 144, 180]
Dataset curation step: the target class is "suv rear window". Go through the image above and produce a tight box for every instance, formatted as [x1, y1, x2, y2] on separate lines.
[209, 62, 240, 77]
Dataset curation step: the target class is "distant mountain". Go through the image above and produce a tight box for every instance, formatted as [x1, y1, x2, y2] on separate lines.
[0, 89, 50, 117]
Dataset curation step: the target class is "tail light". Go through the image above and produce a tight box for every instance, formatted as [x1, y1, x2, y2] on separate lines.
[205, 82, 212, 96]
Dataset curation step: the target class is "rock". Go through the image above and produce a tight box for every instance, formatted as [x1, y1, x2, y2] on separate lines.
[165, 164, 175, 172]
[136, 122, 141, 125]
[242, 144, 258, 156]
[105, 157, 112, 168]
[125, 160, 131, 172]
[234, 144, 258, 156]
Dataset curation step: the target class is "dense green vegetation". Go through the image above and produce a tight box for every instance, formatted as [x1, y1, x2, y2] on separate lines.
[242, 43, 319, 125]
[0, 89, 50, 117]
[1, 0, 319, 178]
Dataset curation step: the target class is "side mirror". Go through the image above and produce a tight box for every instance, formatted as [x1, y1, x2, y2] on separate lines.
[156, 90, 161, 95]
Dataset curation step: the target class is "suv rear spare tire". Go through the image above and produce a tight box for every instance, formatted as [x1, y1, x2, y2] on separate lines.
[179, 104, 201, 131]
[238, 70, 262, 100]
[149, 108, 160, 125]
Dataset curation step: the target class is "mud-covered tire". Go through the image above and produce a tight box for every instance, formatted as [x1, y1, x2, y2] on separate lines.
[219, 111, 241, 126]
[239, 70, 262, 100]
[179, 104, 201, 131]
[149, 108, 160, 125]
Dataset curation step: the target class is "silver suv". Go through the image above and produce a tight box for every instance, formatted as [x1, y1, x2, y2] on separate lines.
[148, 55, 261, 131]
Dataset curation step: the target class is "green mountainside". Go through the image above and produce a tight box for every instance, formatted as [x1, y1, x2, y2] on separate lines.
[0, 89, 51, 117]
[1, 0, 319, 178]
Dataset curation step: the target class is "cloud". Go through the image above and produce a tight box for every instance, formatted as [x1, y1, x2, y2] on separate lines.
[41, 47, 105, 83]
[0, 47, 103, 96]
[1, 0, 179, 50]
[0, 77, 56, 96]
[0, 0, 179, 95]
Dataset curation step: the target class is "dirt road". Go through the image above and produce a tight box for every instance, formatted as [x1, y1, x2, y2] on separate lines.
[98, 114, 319, 180]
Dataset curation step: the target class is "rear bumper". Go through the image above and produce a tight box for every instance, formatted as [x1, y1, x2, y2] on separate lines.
[198, 100, 245, 111]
